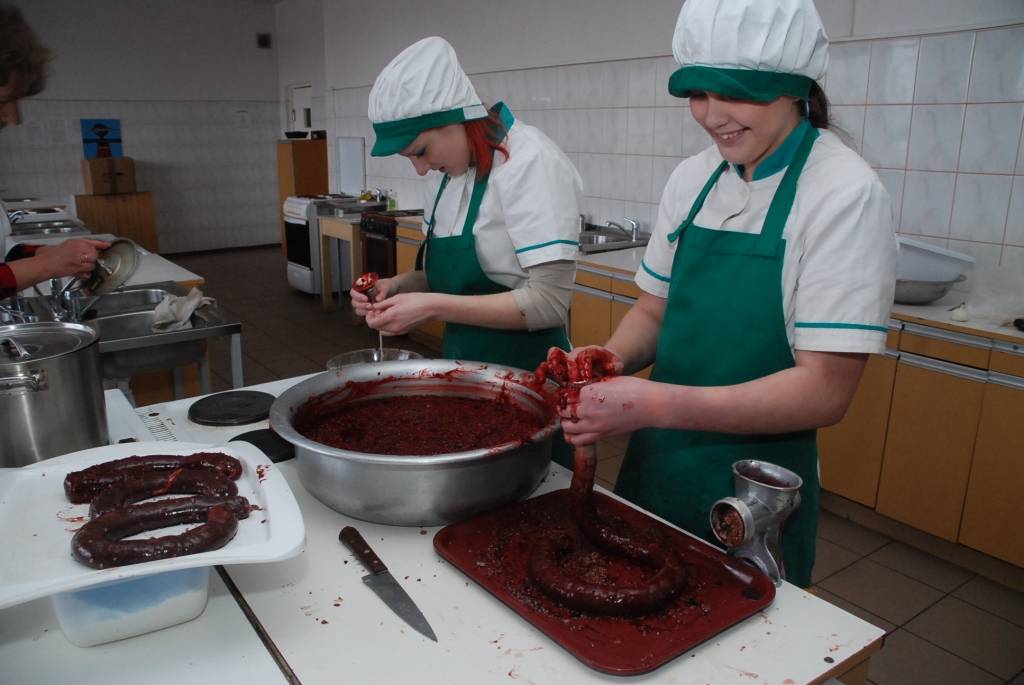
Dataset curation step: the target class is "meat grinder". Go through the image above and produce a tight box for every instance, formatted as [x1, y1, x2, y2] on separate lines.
[709, 459, 803, 586]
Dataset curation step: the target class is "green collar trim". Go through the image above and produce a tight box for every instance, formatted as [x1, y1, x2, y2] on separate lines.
[735, 119, 813, 181]
[371, 103, 488, 157]
[668, 65, 814, 102]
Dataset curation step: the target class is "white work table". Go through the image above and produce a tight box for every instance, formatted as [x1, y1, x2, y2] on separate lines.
[0, 380, 884, 684]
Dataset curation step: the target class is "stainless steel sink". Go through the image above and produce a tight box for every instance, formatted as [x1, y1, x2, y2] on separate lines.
[84, 309, 209, 377]
[12, 283, 242, 381]
[80, 288, 171, 319]
[579, 226, 651, 253]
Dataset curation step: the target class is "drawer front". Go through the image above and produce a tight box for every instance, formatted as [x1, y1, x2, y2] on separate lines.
[898, 323, 991, 369]
[575, 269, 612, 292]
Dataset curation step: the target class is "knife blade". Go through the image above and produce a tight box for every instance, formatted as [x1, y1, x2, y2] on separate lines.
[338, 526, 438, 642]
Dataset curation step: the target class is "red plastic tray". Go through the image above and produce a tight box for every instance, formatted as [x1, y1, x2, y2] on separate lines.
[434, 489, 775, 676]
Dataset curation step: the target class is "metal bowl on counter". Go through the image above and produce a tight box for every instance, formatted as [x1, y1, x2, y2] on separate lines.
[269, 360, 559, 526]
[894, 275, 966, 305]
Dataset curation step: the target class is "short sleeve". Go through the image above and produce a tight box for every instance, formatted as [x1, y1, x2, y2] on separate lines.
[494, 136, 582, 269]
[792, 175, 897, 353]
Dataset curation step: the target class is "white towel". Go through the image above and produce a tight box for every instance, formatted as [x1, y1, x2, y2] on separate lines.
[151, 288, 215, 332]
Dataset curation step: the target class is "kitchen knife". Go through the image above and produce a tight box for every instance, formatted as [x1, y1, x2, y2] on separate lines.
[338, 526, 438, 642]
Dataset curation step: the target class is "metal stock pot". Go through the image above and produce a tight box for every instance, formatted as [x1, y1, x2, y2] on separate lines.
[0, 322, 109, 467]
[269, 360, 559, 526]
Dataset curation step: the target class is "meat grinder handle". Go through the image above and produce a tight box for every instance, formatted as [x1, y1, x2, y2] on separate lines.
[339, 526, 387, 575]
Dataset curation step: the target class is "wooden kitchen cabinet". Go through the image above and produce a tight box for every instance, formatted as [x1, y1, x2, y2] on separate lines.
[75, 191, 158, 252]
[958, 371, 1024, 567]
[819, 351, 898, 508]
[276, 139, 327, 252]
[395, 225, 443, 351]
[875, 353, 987, 542]
[570, 288, 612, 348]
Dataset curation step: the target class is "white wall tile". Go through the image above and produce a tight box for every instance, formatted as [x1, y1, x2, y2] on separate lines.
[605, 109, 629, 155]
[950, 174, 1013, 243]
[1018, 130, 1024, 174]
[907, 105, 965, 171]
[1002, 245, 1024, 269]
[626, 108, 655, 155]
[862, 105, 912, 168]
[958, 103, 1024, 174]
[623, 156, 653, 205]
[828, 43, 871, 105]
[832, 105, 866, 152]
[914, 32, 974, 104]
[654, 57, 684, 108]
[651, 156, 680, 204]
[901, 171, 955, 236]
[875, 169, 906, 225]
[652, 108, 684, 157]
[867, 38, 919, 104]
[1004, 176, 1024, 246]
[627, 59, 658, 108]
[968, 26, 1024, 103]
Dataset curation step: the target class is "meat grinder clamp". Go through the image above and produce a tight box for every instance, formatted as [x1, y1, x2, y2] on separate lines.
[709, 459, 803, 586]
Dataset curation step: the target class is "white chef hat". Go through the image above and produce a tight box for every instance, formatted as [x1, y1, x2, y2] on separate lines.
[368, 36, 488, 157]
[669, 0, 829, 102]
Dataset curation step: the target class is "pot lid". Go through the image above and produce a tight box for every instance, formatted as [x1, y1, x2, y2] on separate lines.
[0, 322, 97, 364]
[83, 239, 139, 295]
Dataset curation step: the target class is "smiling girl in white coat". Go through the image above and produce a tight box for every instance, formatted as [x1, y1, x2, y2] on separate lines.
[560, 0, 897, 587]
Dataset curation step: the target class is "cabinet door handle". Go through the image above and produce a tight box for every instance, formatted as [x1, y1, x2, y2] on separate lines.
[899, 351, 988, 382]
[988, 371, 1024, 391]
[572, 284, 614, 300]
[902, 322, 992, 351]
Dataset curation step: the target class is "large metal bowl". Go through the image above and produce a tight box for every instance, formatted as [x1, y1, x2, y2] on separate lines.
[269, 360, 559, 526]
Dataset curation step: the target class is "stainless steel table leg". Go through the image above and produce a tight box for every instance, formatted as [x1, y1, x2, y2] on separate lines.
[230, 333, 244, 388]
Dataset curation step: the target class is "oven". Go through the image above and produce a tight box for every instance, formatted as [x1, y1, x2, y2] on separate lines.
[358, 210, 425, 279]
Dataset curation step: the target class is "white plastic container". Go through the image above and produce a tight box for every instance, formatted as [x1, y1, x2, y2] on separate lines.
[897, 236, 975, 282]
[51, 567, 210, 647]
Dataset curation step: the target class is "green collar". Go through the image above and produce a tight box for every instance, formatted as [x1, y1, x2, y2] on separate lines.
[735, 119, 812, 181]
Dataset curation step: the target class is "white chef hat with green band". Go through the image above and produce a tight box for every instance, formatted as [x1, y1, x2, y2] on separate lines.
[368, 36, 488, 157]
[668, 0, 829, 102]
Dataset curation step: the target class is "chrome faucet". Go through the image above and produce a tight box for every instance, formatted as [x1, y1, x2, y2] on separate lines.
[606, 218, 643, 241]
[623, 217, 641, 241]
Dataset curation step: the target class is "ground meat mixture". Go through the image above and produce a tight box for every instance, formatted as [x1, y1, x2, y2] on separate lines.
[298, 395, 547, 455]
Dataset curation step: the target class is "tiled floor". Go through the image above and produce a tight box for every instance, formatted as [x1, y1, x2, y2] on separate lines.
[171, 245, 1024, 685]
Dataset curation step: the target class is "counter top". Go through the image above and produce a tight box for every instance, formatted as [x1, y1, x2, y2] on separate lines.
[891, 292, 1024, 346]
[577, 246, 647, 278]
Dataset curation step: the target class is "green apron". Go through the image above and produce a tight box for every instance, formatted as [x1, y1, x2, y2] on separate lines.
[615, 124, 821, 587]
[414, 106, 573, 466]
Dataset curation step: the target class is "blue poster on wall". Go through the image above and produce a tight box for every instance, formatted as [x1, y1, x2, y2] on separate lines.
[80, 119, 123, 158]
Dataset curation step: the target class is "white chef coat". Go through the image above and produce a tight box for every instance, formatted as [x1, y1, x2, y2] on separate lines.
[425, 116, 583, 290]
[637, 129, 897, 354]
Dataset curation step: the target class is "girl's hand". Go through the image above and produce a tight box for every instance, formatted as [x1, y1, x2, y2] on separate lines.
[559, 375, 658, 445]
[365, 292, 438, 336]
[350, 277, 397, 317]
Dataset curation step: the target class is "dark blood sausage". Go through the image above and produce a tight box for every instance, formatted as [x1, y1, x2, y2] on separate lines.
[88, 468, 239, 518]
[71, 496, 251, 569]
[64, 452, 243, 503]
[527, 352, 686, 616]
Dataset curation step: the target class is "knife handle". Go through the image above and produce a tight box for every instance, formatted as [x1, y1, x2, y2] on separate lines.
[339, 526, 387, 575]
